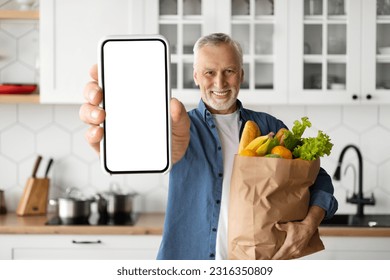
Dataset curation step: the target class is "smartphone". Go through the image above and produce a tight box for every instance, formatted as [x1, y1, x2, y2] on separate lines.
[98, 35, 171, 174]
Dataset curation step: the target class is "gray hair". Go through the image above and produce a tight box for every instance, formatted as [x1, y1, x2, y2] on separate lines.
[193, 33, 243, 67]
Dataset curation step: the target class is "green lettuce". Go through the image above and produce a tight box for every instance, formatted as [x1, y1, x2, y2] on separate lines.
[282, 116, 333, 160]
[283, 117, 312, 151]
[292, 130, 333, 160]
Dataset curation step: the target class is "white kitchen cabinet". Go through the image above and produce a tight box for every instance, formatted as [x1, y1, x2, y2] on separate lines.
[39, 0, 167, 104]
[0, 234, 162, 260]
[361, 0, 390, 104]
[228, 0, 289, 105]
[155, 0, 289, 105]
[39, 0, 288, 105]
[302, 236, 390, 260]
[39, 0, 133, 103]
[289, 0, 390, 104]
[1, 234, 389, 260]
[39, 0, 390, 105]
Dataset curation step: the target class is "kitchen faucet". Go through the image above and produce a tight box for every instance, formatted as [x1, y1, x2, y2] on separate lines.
[333, 144, 375, 217]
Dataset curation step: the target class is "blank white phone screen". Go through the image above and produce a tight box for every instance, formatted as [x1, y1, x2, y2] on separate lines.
[101, 39, 170, 173]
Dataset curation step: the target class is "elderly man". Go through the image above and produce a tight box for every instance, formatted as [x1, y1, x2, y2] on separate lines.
[80, 33, 338, 260]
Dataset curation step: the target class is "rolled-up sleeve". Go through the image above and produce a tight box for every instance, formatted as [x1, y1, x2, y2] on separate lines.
[309, 167, 339, 219]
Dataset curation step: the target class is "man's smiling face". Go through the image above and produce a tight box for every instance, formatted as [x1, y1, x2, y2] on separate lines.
[193, 43, 244, 114]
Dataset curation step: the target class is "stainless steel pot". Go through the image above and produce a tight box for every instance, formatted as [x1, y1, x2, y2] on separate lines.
[98, 183, 137, 220]
[50, 187, 95, 224]
[106, 192, 136, 217]
[57, 197, 93, 222]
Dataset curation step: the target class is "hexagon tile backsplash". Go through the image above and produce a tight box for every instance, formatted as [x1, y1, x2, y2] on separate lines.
[0, 104, 169, 213]
[1, 103, 390, 215]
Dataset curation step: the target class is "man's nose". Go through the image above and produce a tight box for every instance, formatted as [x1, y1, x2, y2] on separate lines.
[214, 72, 227, 89]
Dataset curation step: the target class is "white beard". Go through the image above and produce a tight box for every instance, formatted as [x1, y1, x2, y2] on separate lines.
[203, 88, 238, 112]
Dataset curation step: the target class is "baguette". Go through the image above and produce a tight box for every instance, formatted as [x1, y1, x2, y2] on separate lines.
[238, 120, 261, 154]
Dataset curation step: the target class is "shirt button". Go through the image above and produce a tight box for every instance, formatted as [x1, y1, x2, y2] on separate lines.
[210, 253, 215, 258]
[211, 124, 216, 128]
[217, 146, 221, 150]
[212, 228, 217, 232]
[216, 200, 220, 204]
[218, 173, 223, 177]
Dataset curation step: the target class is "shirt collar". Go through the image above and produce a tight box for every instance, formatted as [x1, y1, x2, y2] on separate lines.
[196, 98, 246, 122]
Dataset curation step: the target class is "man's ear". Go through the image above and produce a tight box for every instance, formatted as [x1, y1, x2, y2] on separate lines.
[240, 68, 244, 84]
[193, 69, 199, 86]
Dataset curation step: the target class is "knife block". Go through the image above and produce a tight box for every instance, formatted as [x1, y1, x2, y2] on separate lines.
[16, 177, 50, 216]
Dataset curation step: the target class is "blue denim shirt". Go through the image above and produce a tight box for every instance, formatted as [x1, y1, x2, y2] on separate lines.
[156, 99, 338, 260]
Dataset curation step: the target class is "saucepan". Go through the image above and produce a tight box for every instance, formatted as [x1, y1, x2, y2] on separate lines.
[50, 187, 95, 224]
[97, 183, 137, 222]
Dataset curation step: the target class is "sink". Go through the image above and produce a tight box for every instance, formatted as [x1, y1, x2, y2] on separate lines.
[320, 214, 390, 227]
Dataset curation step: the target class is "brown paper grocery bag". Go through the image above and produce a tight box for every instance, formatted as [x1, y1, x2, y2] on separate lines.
[228, 155, 324, 260]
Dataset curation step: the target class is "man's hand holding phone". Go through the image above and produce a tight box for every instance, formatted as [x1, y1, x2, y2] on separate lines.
[79, 64, 190, 171]
[80, 65, 105, 155]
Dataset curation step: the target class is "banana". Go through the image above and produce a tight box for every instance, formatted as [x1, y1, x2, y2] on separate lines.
[256, 137, 272, 156]
[244, 132, 274, 152]
[238, 149, 258, 157]
[244, 135, 269, 152]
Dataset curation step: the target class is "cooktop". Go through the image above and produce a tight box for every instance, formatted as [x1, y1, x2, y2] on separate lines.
[45, 213, 138, 226]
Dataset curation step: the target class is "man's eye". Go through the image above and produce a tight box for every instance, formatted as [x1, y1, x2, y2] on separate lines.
[205, 71, 213, 76]
[225, 69, 235, 74]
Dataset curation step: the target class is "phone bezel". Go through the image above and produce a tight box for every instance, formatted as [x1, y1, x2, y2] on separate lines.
[98, 35, 171, 175]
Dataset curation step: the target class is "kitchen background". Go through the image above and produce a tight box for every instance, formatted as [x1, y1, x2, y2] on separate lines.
[1, 0, 390, 217]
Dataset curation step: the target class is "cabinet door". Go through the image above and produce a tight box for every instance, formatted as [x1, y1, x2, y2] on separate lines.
[155, 0, 206, 105]
[289, 0, 361, 104]
[229, 0, 289, 105]
[39, 0, 131, 104]
[361, 0, 390, 103]
[156, 0, 288, 106]
[0, 234, 162, 260]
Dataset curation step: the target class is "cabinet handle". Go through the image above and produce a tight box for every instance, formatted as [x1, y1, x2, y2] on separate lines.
[366, 94, 372, 100]
[352, 94, 358, 100]
[72, 240, 102, 244]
